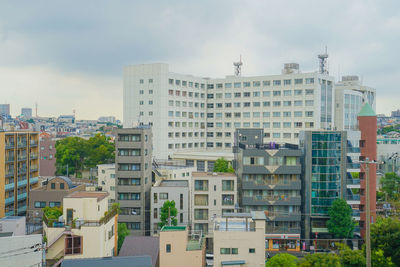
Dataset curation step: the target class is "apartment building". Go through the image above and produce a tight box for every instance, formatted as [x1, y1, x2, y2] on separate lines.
[123, 62, 335, 159]
[334, 75, 376, 131]
[28, 176, 85, 223]
[191, 172, 237, 251]
[115, 127, 152, 235]
[150, 180, 189, 235]
[39, 133, 56, 176]
[21, 108, 32, 118]
[213, 212, 266, 267]
[159, 226, 205, 267]
[357, 103, 377, 237]
[0, 104, 10, 116]
[0, 131, 39, 217]
[152, 159, 195, 184]
[44, 191, 117, 265]
[234, 128, 302, 252]
[172, 151, 234, 172]
[97, 164, 116, 205]
[300, 130, 361, 248]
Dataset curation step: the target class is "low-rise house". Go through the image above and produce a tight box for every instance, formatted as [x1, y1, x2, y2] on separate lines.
[213, 212, 266, 267]
[119, 236, 159, 267]
[61, 256, 152, 267]
[28, 176, 85, 223]
[151, 180, 189, 235]
[43, 191, 117, 265]
[159, 226, 205, 267]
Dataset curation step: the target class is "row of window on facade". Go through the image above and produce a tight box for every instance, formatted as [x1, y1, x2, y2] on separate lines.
[194, 180, 234, 191]
[169, 110, 315, 119]
[167, 99, 314, 109]
[118, 134, 147, 142]
[118, 163, 148, 171]
[167, 121, 314, 129]
[193, 194, 235, 206]
[207, 89, 315, 98]
[243, 156, 298, 166]
[165, 78, 318, 88]
[35, 201, 61, 208]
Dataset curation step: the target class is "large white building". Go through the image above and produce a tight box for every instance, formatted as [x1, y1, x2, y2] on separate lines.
[123, 62, 335, 159]
[334, 75, 376, 130]
[97, 164, 116, 205]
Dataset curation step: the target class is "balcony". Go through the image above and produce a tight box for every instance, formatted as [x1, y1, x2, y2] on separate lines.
[5, 183, 14, 191]
[242, 196, 301, 206]
[5, 196, 14, 205]
[17, 180, 28, 188]
[30, 140, 38, 147]
[6, 157, 14, 163]
[30, 153, 38, 160]
[18, 192, 27, 201]
[18, 142, 27, 148]
[30, 166, 39, 172]
[18, 155, 27, 161]
[5, 211, 14, 216]
[30, 177, 39, 185]
[242, 180, 301, 190]
[265, 227, 301, 234]
[18, 167, 27, 174]
[264, 211, 301, 222]
[347, 163, 360, 170]
[5, 171, 14, 178]
[17, 205, 27, 214]
[6, 143, 15, 149]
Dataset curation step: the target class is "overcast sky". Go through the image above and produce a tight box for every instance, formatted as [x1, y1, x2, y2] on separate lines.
[0, 0, 399, 119]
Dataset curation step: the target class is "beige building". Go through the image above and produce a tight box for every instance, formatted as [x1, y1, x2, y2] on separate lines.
[191, 172, 237, 250]
[0, 131, 39, 218]
[97, 164, 116, 205]
[43, 191, 118, 265]
[213, 212, 266, 267]
[159, 226, 205, 267]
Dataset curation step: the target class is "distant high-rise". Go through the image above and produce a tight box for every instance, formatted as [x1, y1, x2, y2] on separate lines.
[21, 108, 32, 119]
[115, 126, 152, 235]
[0, 104, 10, 116]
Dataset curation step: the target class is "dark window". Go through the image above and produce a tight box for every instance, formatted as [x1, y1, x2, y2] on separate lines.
[34, 201, 46, 208]
[65, 235, 82, 255]
[51, 183, 55, 189]
[249, 248, 255, 253]
[60, 183, 65, 189]
[180, 194, 183, 210]
[49, 202, 61, 208]
[166, 244, 171, 253]
[180, 213, 183, 223]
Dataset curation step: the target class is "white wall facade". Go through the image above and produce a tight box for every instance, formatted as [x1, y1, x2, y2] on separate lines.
[97, 164, 116, 204]
[123, 63, 335, 159]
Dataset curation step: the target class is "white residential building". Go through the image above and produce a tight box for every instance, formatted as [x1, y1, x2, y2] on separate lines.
[150, 180, 189, 235]
[191, 172, 237, 251]
[123, 62, 335, 159]
[335, 75, 376, 131]
[97, 164, 116, 204]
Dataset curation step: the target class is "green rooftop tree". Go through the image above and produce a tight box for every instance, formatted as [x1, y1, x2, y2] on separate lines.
[213, 157, 235, 173]
[371, 217, 400, 266]
[117, 223, 130, 253]
[327, 198, 355, 239]
[298, 253, 341, 267]
[159, 200, 178, 228]
[380, 172, 400, 201]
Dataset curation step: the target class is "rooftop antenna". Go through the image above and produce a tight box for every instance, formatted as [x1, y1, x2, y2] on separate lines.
[233, 55, 243, 76]
[318, 46, 329, 74]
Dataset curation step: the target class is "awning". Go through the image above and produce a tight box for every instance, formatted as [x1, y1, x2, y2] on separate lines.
[221, 260, 246, 266]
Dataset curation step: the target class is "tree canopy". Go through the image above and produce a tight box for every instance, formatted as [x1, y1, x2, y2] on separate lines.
[327, 198, 355, 238]
[371, 217, 400, 266]
[55, 133, 114, 175]
[298, 253, 341, 267]
[266, 253, 297, 267]
[159, 200, 178, 228]
[213, 157, 235, 173]
[380, 172, 400, 201]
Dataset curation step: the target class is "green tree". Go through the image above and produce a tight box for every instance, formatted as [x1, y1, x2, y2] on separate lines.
[85, 134, 115, 168]
[371, 249, 395, 267]
[266, 253, 297, 267]
[380, 172, 400, 201]
[371, 217, 400, 266]
[117, 223, 130, 253]
[213, 157, 234, 173]
[336, 243, 365, 267]
[298, 253, 341, 267]
[159, 200, 178, 228]
[327, 198, 355, 239]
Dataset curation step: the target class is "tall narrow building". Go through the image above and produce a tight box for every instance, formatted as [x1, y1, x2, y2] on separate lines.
[115, 126, 152, 235]
[0, 131, 39, 217]
[357, 103, 377, 237]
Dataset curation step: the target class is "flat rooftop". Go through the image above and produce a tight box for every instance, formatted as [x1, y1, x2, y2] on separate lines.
[65, 191, 108, 202]
[159, 180, 188, 187]
[172, 150, 234, 160]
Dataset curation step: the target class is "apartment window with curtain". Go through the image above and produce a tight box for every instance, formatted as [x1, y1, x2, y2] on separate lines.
[194, 195, 208, 206]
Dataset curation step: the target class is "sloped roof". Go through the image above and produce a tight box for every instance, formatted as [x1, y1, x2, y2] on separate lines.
[358, 103, 376, 117]
[118, 236, 159, 267]
[61, 256, 152, 267]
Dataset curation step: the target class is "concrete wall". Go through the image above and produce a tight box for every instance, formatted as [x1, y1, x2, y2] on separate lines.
[39, 137, 56, 176]
[63, 196, 108, 221]
[0, 234, 43, 267]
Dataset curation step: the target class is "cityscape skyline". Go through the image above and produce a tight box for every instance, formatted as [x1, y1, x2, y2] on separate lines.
[1, 1, 399, 119]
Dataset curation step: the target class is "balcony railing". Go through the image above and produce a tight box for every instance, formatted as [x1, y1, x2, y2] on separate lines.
[18, 142, 27, 148]
[18, 167, 27, 174]
[30, 166, 38, 172]
[347, 179, 360, 185]
[5, 171, 14, 178]
[265, 227, 301, 233]
[347, 195, 361, 201]
[30, 153, 38, 159]
[30, 140, 38, 146]
[18, 155, 27, 161]
[347, 163, 360, 169]
[264, 211, 301, 217]
[6, 157, 14, 163]
[251, 195, 296, 201]
[5, 142, 15, 149]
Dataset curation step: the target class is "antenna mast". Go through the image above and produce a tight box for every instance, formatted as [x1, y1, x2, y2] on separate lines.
[233, 55, 243, 76]
[318, 46, 329, 74]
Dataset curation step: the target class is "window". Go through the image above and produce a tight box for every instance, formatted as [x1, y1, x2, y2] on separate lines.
[118, 193, 140, 200]
[273, 80, 281, 86]
[294, 78, 303, 84]
[253, 91, 261, 97]
[244, 92, 250, 97]
[283, 112, 291, 117]
[263, 112, 270, 118]
[286, 156, 297, 165]
[273, 122, 281, 128]
[283, 122, 291, 128]
[273, 90, 281, 96]
[231, 248, 238, 254]
[263, 101, 270, 107]
[263, 80, 271, 86]
[273, 101, 281, 107]
[249, 248, 255, 253]
[305, 89, 314, 95]
[306, 78, 314, 84]
[49, 201, 61, 208]
[234, 82, 241, 88]
[273, 112, 280, 117]
[195, 180, 208, 191]
[253, 81, 261, 87]
[120, 207, 140, 215]
[34, 201, 46, 208]
[294, 89, 302, 96]
[305, 111, 314, 117]
[194, 195, 208, 206]
[305, 100, 314, 106]
[284, 79, 291, 85]
[222, 180, 234, 191]
[220, 248, 231, 254]
[234, 92, 241, 97]
[283, 101, 291, 106]
[225, 83, 232, 88]
[65, 235, 82, 255]
[159, 193, 168, 199]
[60, 183, 65, 189]
[284, 90, 292, 96]
[154, 208, 158, 219]
[294, 111, 302, 117]
[51, 183, 55, 189]
[263, 91, 270, 97]
[194, 209, 208, 220]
